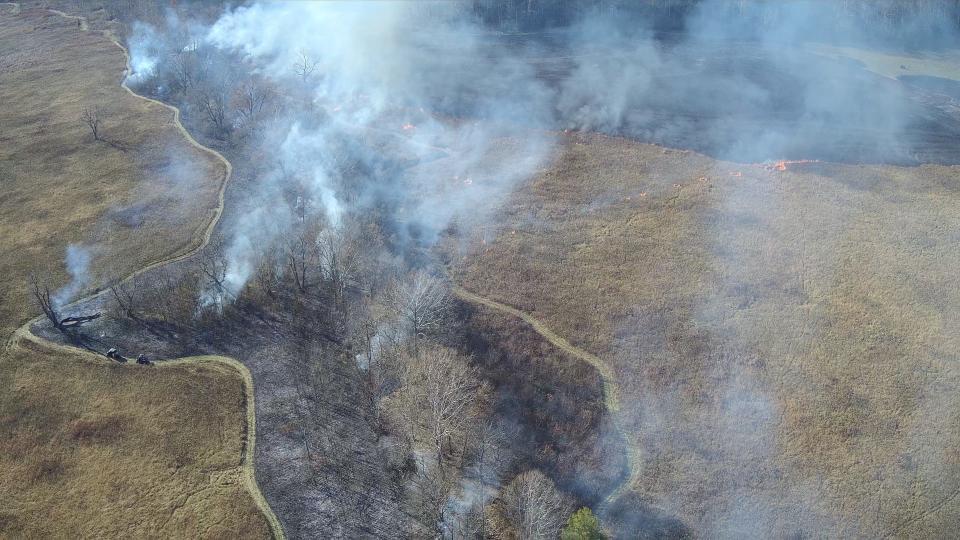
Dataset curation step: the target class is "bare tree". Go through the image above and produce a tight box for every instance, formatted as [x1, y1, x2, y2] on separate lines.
[401, 346, 483, 466]
[409, 463, 457, 538]
[285, 228, 318, 293]
[171, 49, 196, 93]
[80, 106, 102, 141]
[109, 281, 142, 323]
[30, 276, 62, 330]
[234, 77, 271, 125]
[195, 238, 234, 313]
[386, 271, 451, 356]
[139, 267, 199, 327]
[318, 227, 364, 314]
[197, 80, 232, 138]
[494, 470, 569, 540]
[294, 49, 319, 83]
[254, 258, 282, 300]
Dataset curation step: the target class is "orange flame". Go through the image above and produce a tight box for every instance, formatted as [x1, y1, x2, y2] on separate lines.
[401, 123, 415, 131]
[766, 159, 818, 172]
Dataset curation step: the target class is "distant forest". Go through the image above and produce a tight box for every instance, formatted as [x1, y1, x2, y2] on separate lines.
[71, 0, 960, 47]
[466, 0, 960, 46]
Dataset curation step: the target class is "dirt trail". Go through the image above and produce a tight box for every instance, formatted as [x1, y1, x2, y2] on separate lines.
[452, 285, 641, 509]
[0, 5, 283, 538]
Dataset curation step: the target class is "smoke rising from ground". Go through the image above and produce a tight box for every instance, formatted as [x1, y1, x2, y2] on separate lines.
[117, 1, 960, 536]
[123, 0, 960, 294]
[52, 243, 91, 310]
[194, 1, 553, 293]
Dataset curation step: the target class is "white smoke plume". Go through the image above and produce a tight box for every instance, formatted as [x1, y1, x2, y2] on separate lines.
[52, 243, 92, 310]
[196, 1, 553, 293]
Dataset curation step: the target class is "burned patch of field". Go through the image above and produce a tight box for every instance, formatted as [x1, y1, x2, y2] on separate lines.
[456, 132, 960, 537]
[0, 7, 268, 538]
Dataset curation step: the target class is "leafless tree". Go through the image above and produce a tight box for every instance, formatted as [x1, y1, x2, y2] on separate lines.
[318, 227, 364, 310]
[494, 470, 569, 540]
[285, 228, 318, 293]
[401, 346, 483, 466]
[409, 463, 457, 538]
[385, 271, 451, 356]
[198, 81, 232, 138]
[81, 106, 102, 141]
[171, 49, 196, 92]
[109, 281, 142, 323]
[234, 77, 271, 125]
[294, 49, 319, 83]
[30, 276, 62, 330]
[138, 267, 198, 326]
[195, 238, 234, 312]
[254, 258, 282, 300]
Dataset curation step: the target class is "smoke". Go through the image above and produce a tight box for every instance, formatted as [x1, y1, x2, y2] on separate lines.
[117, 0, 960, 536]
[195, 1, 553, 291]
[124, 21, 160, 84]
[122, 0, 960, 297]
[52, 244, 92, 310]
[550, 1, 960, 165]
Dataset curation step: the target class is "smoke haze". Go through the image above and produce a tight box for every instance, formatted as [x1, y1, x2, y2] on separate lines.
[117, 1, 960, 537]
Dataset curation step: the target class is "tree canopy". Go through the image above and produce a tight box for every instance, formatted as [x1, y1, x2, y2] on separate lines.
[560, 507, 606, 540]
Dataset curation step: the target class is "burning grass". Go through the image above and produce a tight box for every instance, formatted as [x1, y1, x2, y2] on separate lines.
[0, 8, 268, 537]
[454, 131, 960, 537]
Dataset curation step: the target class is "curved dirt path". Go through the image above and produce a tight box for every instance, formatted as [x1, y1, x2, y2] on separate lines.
[1, 5, 284, 538]
[452, 285, 641, 509]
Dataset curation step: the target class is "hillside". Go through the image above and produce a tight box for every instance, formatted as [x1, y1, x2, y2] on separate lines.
[0, 7, 271, 537]
[457, 132, 960, 537]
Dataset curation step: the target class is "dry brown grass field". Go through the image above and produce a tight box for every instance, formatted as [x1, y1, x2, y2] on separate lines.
[0, 6, 270, 537]
[455, 132, 960, 538]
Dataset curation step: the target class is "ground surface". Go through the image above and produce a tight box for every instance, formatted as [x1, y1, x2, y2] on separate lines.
[0, 6, 270, 537]
[457, 132, 960, 538]
[809, 43, 960, 82]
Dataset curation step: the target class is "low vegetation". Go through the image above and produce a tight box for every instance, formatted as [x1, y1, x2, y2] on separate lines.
[0, 7, 269, 537]
[457, 132, 960, 536]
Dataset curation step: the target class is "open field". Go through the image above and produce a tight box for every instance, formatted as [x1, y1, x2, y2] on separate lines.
[810, 43, 960, 82]
[0, 6, 271, 537]
[455, 132, 960, 537]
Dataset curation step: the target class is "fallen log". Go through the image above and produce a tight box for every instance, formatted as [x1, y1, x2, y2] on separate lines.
[60, 313, 102, 328]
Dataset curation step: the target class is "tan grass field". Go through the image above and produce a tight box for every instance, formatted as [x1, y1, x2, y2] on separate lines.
[0, 7, 270, 537]
[456, 132, 960, 538]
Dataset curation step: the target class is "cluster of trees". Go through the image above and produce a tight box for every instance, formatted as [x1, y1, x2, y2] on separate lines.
[101, 223, 601, 537]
